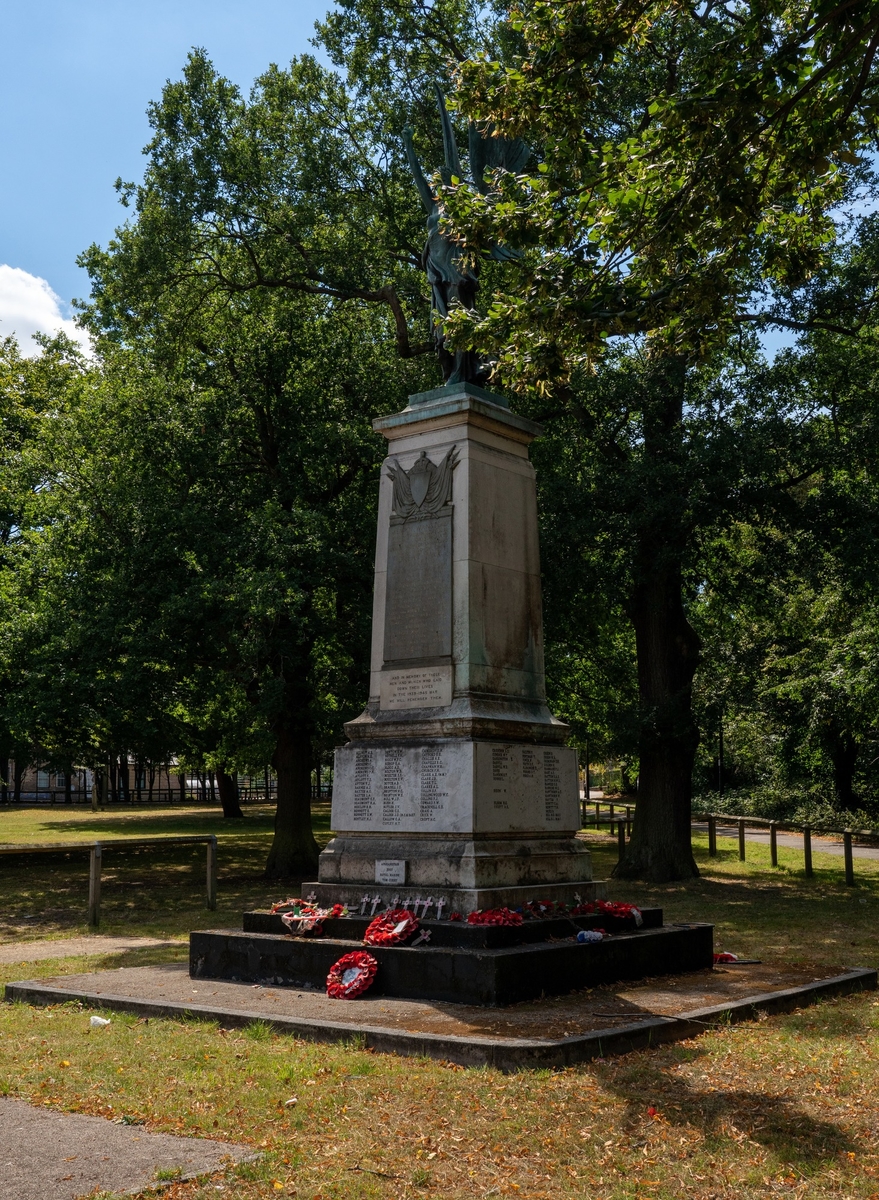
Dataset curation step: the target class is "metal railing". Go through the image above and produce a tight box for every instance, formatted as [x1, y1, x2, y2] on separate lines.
[0, 835, 217, 925]
[582, 798, 876, 886]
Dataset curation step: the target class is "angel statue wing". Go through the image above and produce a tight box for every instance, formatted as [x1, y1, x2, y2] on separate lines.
[468, 120, 530, 194]
[468, 121, 530, 263]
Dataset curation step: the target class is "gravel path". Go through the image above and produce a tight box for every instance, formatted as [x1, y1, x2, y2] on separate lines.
[692, 823, 879, 860]
[0, 1097, 254, 1200]
[0, 936, 180, 964]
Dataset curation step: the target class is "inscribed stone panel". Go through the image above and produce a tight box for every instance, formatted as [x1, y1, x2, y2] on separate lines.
[383, 511, 452, 663]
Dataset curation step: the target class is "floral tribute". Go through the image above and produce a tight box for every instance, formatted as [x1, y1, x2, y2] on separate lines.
[326, 950, 378, 999]
[271, 898, 348, 936]
[363, 908, 419, 946]
[523, 899, 567, 918]
[713, 952, 740, 964]
[466, 908, 524, 926]
[570, 900, 643, 926]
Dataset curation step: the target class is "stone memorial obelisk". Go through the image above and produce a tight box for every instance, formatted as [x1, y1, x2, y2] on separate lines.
[305, 380, 594, 911]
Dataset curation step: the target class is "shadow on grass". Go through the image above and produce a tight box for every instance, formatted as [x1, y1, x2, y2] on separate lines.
[594, 1054, 855, 1164]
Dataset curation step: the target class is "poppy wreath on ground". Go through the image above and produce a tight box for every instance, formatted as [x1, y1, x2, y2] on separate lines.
[363, 909, 419, 946]
[326, 951, 378, 999]
[570, 900, 643, 925]
[713, 952, 740, 963]
[447, 911, 463, 921]
[276, 900, 349, 936]
[466, 908, 524, 926]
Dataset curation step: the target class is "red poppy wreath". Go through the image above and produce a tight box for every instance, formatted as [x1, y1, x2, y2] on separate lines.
[466, 907, 523, 927]
[326, 950, 378, 999]
[363, 908, 419, 947]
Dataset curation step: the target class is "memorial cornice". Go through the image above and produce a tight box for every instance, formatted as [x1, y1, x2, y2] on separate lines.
[373, 383, 543, 445]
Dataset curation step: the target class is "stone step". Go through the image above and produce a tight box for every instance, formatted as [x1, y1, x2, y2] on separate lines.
[190, 921, 713, 1007]
[241, 907, 664, 946]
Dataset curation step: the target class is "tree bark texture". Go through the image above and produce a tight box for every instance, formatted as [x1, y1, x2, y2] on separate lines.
[265, 723, 320, 879]
[831, 731, 859, 809]
[0, 745, 9, 803]
[216, 767, 244, 819]
[615, 357, 701, 882]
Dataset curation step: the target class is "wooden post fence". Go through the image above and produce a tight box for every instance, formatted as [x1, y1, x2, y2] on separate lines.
[803, 826, 813, 878]
[708, 815, 717, 857]
[770, 821, 778, 867]
[88, 844, 101, 927]
[0, 835, 218, 927]
[844, 830, 855, 886]
[738, 819, 746, 861]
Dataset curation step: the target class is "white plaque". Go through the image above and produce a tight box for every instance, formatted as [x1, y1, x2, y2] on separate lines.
[380, 665, 452, 710]
[375, 859, 407, 885]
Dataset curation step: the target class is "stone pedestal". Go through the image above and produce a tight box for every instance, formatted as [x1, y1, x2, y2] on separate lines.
[306, 383, 593, 910]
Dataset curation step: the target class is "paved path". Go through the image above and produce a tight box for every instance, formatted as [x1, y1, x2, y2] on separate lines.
[0, 936, 181, 964]
[692, 823, 879, 861]
[0, 1097, 253, 1200]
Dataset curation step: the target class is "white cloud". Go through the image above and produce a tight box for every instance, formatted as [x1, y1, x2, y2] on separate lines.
[0, 264, 91, 356]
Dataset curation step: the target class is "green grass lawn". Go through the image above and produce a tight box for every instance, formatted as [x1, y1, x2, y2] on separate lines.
[0, 803, 331, 941]
[0, 811, 876, 1199]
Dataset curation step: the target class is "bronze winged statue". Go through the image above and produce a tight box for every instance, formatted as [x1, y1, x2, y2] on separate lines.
[403, 85, 528, 387]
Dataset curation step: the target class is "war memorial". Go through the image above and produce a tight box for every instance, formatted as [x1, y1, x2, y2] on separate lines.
[189, 374, 713, 1005]
[188, 90, 713, 1007]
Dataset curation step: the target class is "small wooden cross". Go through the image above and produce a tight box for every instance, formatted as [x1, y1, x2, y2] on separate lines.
[435, 897, 446, 920]
[370, 894, 382, 916]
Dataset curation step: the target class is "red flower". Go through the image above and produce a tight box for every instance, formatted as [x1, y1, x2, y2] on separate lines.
[448, 911, 463, 922]
[466, 908, 524, 927]
[328, 904, 346, 918]
[713, 952, 739, 963]
[326, 951, 378, 999]
[363, 909, 419, 947]
[647, 1106, 657, 1118]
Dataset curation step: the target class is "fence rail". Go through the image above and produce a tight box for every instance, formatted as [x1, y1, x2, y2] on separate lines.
[581, 798, 877, 886]
[0, 835, 217, 925]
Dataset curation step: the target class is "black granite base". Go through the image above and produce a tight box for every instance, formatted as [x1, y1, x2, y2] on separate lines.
[242, 907, 664, 946]
[190, 913, 713, 1007]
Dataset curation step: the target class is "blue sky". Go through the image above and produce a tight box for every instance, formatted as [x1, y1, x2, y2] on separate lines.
[0, 0, 331, 350]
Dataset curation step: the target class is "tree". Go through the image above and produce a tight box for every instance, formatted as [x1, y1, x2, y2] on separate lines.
[426, 0, 879, 878]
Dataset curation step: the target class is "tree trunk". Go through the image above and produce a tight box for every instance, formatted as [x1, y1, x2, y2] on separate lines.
[177, 772, 186, 804]
[831, 732, 859, 809]
[64, 768, 72, 805]
[134, 759, 142, 804]
[147, 763, 155, 803]
[615, 357, 700, 883]
[0, 745, 9, 804]
[264, 725, 320, 879]
[13, 760, 23, 803]
[216, 767, 244, 819]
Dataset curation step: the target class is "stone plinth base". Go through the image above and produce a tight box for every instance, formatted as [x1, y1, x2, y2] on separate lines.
[302, 877, 606, 916]
[317, 830, 593, 890]
[190, 920, 714, 1007]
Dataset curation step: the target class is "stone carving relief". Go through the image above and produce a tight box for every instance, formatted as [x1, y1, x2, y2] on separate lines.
[386, 446, 458, 520]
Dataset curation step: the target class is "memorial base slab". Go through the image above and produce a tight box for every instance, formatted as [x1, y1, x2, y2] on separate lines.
[190, 909, 714, 1007]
